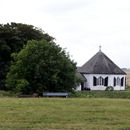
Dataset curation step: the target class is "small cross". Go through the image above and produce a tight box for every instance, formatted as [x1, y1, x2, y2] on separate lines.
[99, 45, 102, 52]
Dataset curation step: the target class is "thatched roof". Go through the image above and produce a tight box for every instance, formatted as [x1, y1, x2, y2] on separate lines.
[76, 71, 86, 82]
[78, 51, 126, 75]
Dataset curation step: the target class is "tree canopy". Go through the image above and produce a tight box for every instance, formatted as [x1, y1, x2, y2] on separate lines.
[0, 22, 54, 89]
[6, 40, 77, 94]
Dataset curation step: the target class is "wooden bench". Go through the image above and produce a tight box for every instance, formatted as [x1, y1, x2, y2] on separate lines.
[43, 92, 69, 98]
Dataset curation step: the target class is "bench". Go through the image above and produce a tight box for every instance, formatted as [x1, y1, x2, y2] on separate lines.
[43, 92, 69, 98]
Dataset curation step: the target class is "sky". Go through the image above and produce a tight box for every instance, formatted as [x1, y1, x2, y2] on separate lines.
[1, 0, 130, 68]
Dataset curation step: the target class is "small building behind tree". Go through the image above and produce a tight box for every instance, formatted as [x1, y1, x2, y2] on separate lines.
[77, 47, 126, 91]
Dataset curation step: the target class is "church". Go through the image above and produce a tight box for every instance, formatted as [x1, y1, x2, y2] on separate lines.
[77, 47, 126, 91]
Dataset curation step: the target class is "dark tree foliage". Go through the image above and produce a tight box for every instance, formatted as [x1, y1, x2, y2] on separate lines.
[6, 40, 77, 94]
[0, 22, 54, 89]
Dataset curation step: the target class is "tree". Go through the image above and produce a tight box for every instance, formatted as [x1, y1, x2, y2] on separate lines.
[0, 22, 54, 89]
[6, 40, 77, 94]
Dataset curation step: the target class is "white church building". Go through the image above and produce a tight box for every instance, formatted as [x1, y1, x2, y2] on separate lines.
[77, 47, 126, 91]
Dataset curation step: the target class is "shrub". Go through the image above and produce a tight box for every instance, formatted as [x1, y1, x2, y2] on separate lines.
[105, 86, 114, 91]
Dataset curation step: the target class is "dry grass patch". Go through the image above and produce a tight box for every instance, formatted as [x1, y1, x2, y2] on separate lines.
[125, 70, 130, 87]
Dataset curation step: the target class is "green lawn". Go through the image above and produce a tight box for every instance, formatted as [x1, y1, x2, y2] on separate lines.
[0, 98, 130, 130]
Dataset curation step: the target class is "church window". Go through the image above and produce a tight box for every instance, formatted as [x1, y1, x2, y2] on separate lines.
[97, 76, 104, 85]
[117, 77, 121, 86]
[114, 77, 116, 86]
[93, 76, 97, 86]
[104, 77, 108, 86]
[93, 76, 109, 86]
[121, 77, 124, 86]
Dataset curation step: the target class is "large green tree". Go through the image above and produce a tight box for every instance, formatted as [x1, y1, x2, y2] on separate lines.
[6, 40, 76, 94]
[0, 22, 53, 89]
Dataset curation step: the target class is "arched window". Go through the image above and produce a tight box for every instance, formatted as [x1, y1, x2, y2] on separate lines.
[121, 77, 124, 86]
[93, 76, 97, 86]
[114, 77, 116, 86]
[117, 77, 120, 86]
[97, 76, 104, 85]
[104, 77, 108, 86]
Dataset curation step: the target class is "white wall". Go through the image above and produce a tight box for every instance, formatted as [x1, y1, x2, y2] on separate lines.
[83, 74, 126, 91]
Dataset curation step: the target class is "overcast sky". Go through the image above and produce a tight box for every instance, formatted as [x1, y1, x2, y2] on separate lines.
[1, 0, 130, 68]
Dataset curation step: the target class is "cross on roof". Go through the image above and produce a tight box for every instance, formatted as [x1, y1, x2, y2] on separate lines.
[99, 45, 102, 52]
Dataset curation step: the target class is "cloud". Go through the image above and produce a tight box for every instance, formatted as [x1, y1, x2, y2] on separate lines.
[0, 0, 130, 67]
[40, 0, 92, 14]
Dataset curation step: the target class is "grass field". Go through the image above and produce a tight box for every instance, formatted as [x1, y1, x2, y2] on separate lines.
[0, 98, 130, 130]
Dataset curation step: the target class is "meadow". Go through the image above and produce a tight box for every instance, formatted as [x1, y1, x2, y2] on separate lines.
[0, 98, 130, 130]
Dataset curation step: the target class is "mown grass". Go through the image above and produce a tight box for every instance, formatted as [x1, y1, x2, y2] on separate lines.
[0, 98, 130, 130]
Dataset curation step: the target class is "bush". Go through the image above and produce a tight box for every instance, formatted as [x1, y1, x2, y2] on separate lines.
[105, 86, 114, 91]
[16, 79, 30, 94]
[0, 90, 17, 97]
[70, 90, 130, 99]
[6, 40, 77, 94]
